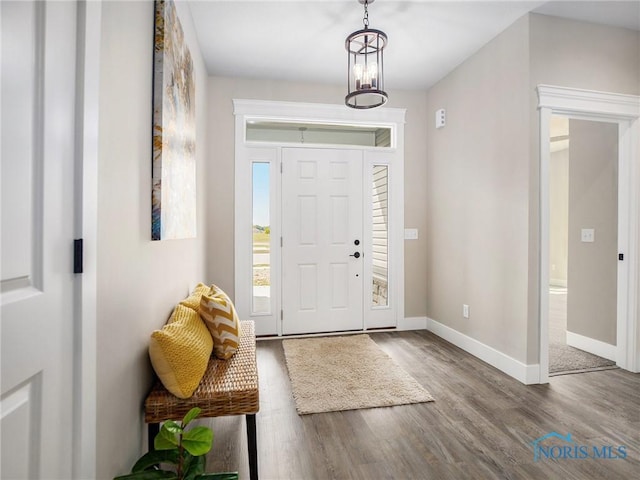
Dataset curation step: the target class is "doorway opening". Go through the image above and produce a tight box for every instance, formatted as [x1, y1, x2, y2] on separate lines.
[537, 85, 640, 383]
[547, 115, 618, 376]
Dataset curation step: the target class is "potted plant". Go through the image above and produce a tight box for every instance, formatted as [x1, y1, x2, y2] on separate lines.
[114, 407, 238, 480]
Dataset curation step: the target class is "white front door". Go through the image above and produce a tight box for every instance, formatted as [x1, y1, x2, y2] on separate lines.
[1, 1, 77, 478]
[281, 148, 363, 334]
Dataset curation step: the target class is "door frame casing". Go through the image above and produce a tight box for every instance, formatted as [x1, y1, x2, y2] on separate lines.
[537, 85, 640, 383]
[75, 0, 101, 477]
[233, 99, 406, 336]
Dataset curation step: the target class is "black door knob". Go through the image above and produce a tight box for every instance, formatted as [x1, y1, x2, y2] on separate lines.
[350, 252, 361, 258]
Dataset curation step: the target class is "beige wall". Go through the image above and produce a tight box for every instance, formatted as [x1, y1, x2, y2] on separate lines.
[207, 77, 429, 317]
[96, 1, 208, 477]
[425, 12, 639, 366]
[527, 13, 640, 362]
[529, 14, 640, 96]
[425, 16, 531, 362]
[567, 119, 619, 345]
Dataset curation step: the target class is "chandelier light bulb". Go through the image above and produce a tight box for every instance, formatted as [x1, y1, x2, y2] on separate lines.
[366, 62, 377, 89]
[353, 64, 364, 90]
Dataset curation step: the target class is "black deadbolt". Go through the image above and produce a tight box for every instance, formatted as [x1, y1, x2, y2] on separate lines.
[354, 239, 360, 246]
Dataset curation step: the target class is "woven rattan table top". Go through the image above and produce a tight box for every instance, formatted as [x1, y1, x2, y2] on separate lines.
[145, 320, 259, 422]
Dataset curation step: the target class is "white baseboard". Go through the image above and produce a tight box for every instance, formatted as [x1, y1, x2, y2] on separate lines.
[427, 318, 540, 384]
[399, 316, 428, 331]
[566, 331, 616, 362]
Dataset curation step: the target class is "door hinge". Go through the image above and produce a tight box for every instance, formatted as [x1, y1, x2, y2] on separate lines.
[280, 309, 283, 320]
[280, 162, 283, 173]
[619, 253, 624, 261]
[74, 239, 83, 274]
[280, 236, 283, 247]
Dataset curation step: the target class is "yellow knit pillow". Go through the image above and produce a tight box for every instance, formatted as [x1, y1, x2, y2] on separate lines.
[178, 283, 212, 314]
[149, 304, 213, 398]
[200, 285, 241, 360]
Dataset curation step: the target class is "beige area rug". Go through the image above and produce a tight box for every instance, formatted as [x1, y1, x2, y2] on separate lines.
[282, 334, 434, 415]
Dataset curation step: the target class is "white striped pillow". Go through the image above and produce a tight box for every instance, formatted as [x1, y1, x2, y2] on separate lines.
[200, 285, 241, 359]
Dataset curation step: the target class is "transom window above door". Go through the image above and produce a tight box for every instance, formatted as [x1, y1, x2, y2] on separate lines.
[245, 120, 393, 148]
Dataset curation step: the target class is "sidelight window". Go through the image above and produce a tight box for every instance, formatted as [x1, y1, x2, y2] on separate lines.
[372, 165, 389, 307]
[252, 162, 270, 314]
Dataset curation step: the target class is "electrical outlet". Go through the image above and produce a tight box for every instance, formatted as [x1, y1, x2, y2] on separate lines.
[463, 304, 470, 319]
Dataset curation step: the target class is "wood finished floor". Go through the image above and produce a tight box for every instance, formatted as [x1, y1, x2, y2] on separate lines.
[201, 330, 640, 480]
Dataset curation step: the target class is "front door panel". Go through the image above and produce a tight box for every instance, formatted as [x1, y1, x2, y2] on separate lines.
[282, 148, 363, 334]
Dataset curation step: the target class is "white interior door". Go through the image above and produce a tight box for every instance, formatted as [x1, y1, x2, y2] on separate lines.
[282, 148, 363, 334]
[1, 1, 77, 478]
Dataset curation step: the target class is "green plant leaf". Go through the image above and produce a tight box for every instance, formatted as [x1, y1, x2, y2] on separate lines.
[195, 473, 239, 480]
[155, 425, 179, 450]
[181, 426, 213, 456]
[131, 449, 180, 473]
[113, 470, 178, 479]
[183, 454, 205, 480]
[181, 407, 202, 428]
[162, 420, 182, 435]
[181, 450, 193, 468]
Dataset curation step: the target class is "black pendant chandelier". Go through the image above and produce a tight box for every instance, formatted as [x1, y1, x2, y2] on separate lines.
[345, 0, 388, 109]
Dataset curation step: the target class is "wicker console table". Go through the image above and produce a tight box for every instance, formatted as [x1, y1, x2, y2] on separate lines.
[144, 320, 259, 480]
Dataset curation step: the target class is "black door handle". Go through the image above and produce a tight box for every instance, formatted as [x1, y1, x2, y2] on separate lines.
[350, 252, 361, 258]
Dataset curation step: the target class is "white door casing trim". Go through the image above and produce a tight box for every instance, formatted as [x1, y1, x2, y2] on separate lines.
[233, 99, 407, 126]
[364, 150, 397, 329]
[537, 85, 640, 118]
[234, 146, 280, 336]
[75, 0, 101, 477]
[233, 99, 406, 336]
[537, 85, 640, 383]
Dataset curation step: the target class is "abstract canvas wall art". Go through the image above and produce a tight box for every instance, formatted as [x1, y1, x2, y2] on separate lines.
[152, 0, 196, 240]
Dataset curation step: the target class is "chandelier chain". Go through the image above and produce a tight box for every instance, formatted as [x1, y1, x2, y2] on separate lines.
[363, 0, 369, 28]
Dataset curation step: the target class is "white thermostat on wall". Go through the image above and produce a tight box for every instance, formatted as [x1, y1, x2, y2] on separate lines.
[435, 108, 446, 129]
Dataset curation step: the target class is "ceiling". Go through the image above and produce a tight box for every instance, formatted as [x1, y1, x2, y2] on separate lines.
[189, 1, 640, 91]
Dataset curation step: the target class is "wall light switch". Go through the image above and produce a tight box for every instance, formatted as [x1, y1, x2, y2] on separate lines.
[581, 228, 595, 243]
[404, 228, 418, 240]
